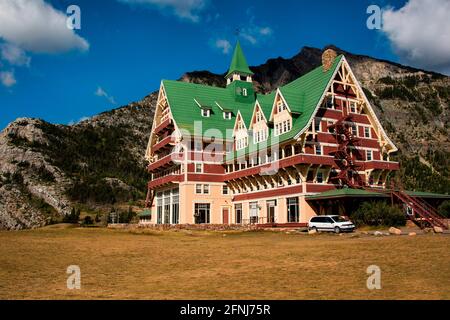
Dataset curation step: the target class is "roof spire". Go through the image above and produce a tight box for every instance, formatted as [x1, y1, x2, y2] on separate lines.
[226, 41, 254, 79]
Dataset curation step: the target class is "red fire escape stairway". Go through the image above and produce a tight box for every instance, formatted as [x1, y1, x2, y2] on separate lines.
[328, 112, 447, 229]
[328, 114, 364, 188]
[387, 184, 448, 230]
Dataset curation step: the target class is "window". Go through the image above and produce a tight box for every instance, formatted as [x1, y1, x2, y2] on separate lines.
[242, 88, 248, 96]
[222, 185, 229, 195]
[156, 198, 163, 225]
[172, 190, 179, 224]
[256, 110, 262, 122]
[275, 119, 292, 136]
[314, 119, 321, 132]
[195, 184, 202, 194]
[349, 101, 357, 113]
[249, 202, 259, 224]
[194, 203, 210, 224]
[351, 124, 358, 136]
[195, 163, 203, 173]
[201, 109, 210, 117]
[237, 120, 245, 130]
[235, 204, 242, 224]
[287, 197, 299, 223]
[253, 129, 268, 143]
[203, 184, 210, 194]
[366, 150, 373, 161]
[364, 127, 371, 138]
[277, 99, 287, 113]
[223, 112, 232, 120]
[316, 171, 324, 184]
[315, 145, 322, 155]
[236, 136, 248, 150]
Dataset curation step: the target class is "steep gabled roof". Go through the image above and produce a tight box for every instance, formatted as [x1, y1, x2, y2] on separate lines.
[161, 54, 343, 157]
[162, 80, 254, 139]
[226, 41, 254, 78]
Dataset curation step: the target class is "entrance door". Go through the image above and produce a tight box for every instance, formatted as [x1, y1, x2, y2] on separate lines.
[267, 200, 276, 223]
[222, 207, 230, 224]
[235, 204, 242, 224]
[195, 203, 210, 224]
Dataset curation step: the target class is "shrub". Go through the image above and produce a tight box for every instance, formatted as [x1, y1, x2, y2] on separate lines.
[83, 216, 93, 226]
[63, 207, 80, 223]
[351, 201, 406, 227]
[438, 201, 450, 218]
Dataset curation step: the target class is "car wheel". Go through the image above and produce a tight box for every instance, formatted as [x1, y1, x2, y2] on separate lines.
[334, 226, 340, 234]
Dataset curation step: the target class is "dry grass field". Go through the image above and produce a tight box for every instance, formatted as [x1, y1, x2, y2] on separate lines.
[0, 226, 449, 300]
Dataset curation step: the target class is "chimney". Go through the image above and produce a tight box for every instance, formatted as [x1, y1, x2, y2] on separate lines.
[322, 48, 337, 72]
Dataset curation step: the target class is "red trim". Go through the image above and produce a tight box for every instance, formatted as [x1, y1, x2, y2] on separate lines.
[361, 161, 399, 171]
[151, 135, 175, 153]
[233, 185, 304, 201]
[154, 118, 173, 134]
[187, 174, 224, 182]
[147, 152, 183, 172]
[148, 174, 184, 189]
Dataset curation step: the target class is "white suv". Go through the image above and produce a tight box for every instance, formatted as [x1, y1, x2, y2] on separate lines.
[308, 215, 355, 233]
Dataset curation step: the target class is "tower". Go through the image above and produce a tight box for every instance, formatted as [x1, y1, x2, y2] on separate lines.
[226, 41, 255, 103]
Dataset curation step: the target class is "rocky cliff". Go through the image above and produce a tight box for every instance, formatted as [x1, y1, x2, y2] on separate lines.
[1, 45, 449, 229]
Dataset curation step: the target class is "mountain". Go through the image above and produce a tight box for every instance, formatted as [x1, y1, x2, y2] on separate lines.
[1, 45, 449, 229]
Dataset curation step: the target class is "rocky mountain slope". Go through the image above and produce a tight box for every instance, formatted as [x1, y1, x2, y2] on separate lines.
[1, 45, 449, 229]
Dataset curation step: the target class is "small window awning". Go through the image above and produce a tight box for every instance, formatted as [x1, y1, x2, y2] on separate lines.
[194, 98, 213, 110]
[138, 210, 151, 217]
[215, 101, 234, 113]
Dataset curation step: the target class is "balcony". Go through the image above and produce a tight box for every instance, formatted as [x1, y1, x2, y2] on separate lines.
[224, 154, 335, 181]
[154, 118, 173, 135]
[148, 174, 184, 190]
[152, 135, 175, 153]
[361, 160, 399, 171]
[148, 152, 184, 172]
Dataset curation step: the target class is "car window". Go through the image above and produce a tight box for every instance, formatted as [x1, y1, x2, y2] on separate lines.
[326, 217, 334, 223]
[310, 217, 319, 222]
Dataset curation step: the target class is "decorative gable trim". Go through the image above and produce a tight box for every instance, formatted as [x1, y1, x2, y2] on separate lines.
[269, 89, 291, 121]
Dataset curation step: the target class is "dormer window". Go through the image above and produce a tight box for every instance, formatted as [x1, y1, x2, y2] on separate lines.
[277, 100, 287, 113]
[237, 119, 245, 130]
[202, 109, 211, 117]
[275, 119, 292, 136]
[223, 112, 232, 120]
[256, 110, 263, 122]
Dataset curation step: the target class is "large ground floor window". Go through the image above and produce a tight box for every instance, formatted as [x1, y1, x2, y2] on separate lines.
[287, 197, 299, 223]
[194, 203, 210, 224]
[249, 202, 259, 224]
[155, 188, 179, 224]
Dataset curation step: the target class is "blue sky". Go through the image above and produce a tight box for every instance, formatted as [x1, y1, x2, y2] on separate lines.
[0, 0, 449, 130]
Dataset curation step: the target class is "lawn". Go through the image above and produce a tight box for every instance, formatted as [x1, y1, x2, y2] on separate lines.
[0, 226, 449, 300]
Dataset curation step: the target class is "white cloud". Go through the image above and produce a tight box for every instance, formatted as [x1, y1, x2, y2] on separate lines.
[0, 43, 31, 67]
[95, 87, 117, 105]
[118, 0, 208, 23]
[382, 0, 450, 74]
[0, 0, 89, 54]
[215, 39, 231, 54]
[0, 70, 17, 87]
[238, 9, 273, 46]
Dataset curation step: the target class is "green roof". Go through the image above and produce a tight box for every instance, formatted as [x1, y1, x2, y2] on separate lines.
[139, 210, 151, 217]
[226, 41, 254, 78]
[306, 188, 388, 200]
[162, 54, 343, 157]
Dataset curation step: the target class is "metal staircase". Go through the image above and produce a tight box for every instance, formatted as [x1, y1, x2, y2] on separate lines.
[328, 114, 365, 188]
[327, 111, 447, 230]
[387, 184, 448, 230]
